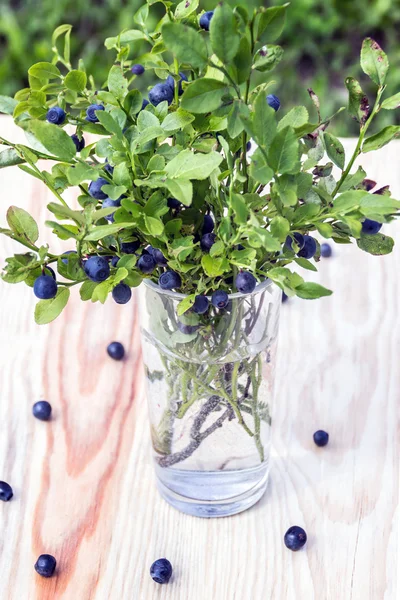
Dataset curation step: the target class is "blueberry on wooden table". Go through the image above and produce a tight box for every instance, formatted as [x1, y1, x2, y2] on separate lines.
[34, 554, 57, 578]
[284, 526, 307, 551]
[32, 401, 52, 421]
[150, 558, 173, 584]
[107, 342, 125, 361]
[313, 430, 329, 447]
[0, 481, 13, 502]
[321, 243, 332, 258]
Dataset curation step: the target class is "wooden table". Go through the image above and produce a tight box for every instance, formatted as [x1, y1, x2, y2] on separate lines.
[0, 119, 398, 599]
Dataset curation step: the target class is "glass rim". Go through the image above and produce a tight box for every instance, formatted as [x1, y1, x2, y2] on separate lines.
[143, 277, 274, 301]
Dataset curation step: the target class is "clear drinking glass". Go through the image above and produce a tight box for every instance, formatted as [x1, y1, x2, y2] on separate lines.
[139, 279, 281, 517]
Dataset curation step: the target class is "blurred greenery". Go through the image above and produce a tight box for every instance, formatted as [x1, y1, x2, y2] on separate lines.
[1, 0, 399, 135]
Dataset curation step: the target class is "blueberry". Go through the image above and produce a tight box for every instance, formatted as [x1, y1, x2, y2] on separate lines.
[138, 254, 156, 274]
[112, 283, 132, 305]
[61, 250, 77, 265]
[177, 321, 199, 335]
[88, 177, 108, 200]
[84, 256, 110, 283]
[121, 240, 140, 254]
[246, 141, 252, 152]
[202, 214, 214, 235]
[235, 271, 257, 294]
[104, 161, 114, 175]
[141, 99, 149, 110]
[46, 106, 66, 125]
[33, 275, 57, 300]
[284, 526, 307, 551]
[159, 270, 181, 290]
[131, 64, 145, 75]
[193, 295, 209, 314]
[313, 430, 329, 447]
[149, 83, 174, 107]
[150, 558, 173, 584]
[297, 235, 317, 259]
[102, 197, 121, 222]
[107, 341, 125, 360]
[285, 232, 305, 252]
[71, 133, 85, 152]
[0, 481, 13, 502]
[267, 94, 280, 112]
[44, 266, 56, 279]
[282, 292, 288, 303]
[200, 10, 214, 31]
[148, 247, 167, 266]
[211, 290, 229, 309]
[320, 243, 332, 258]
[111, 256, 120, 267]
[34, 554, 57, 578]
[32, 401, 52, 421]
[167, 197, 181, 210]
[166, 72, 188, 96]
[361, 218, 382, 235]
[201, 233, 216, 252]
[86, 104, 104, 123]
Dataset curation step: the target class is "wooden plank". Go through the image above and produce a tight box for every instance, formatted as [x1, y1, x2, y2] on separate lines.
[0, 120, 398, 599]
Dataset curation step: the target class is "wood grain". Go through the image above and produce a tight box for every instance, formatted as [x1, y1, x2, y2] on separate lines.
[0, 120, 398, 599]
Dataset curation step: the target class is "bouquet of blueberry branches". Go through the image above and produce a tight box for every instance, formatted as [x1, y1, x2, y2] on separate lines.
[0, 1, 399, 327]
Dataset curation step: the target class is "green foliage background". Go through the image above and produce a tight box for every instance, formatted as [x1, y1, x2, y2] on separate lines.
[1, 0, 399, 135]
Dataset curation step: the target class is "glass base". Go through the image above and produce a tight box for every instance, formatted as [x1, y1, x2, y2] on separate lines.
[155, 462, 269, 518]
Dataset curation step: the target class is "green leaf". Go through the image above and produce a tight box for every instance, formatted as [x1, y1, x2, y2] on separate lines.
[166, 178, 193, 206]
[256, 4, 288, 43]
[253, 92, 277, 148]
[162, 23, 208, 69]
[101, 184, 127, 200]
[64, 70, 87, 92]
[357, 233, 394, 255]
[270, 216, 290, 241]
[227, 102, 244, 139]
[345, 77, 369, 125]
[295, 282, 333, 299]
[80, 281, 97, 301]
[209, 240, 225, 257]
[165, 149, 222, 180]
[181, 79, 227, 113]
[27, 120, 76, 161]
[360, 38, 389, 86]
[277, 106, 308, 131]
[66, 163, 99, 185]
[268, 127, 300, 174]
[340, 166, 367, 192]
[108, 65, 128, 100]
[201, 255, 228, 277]
[104, 29, 146, 50]
[52, 24, 72, 46]
[0, 95, 18, 115]
[177, 294, 196, 317]
[333, 190, 369, 213]
[47, 202, 84, 224]
[230, 193, 248, 224]
[362, 126, 400, 153]
[113, 162, 131, 187]
[134, 3, 149, 26]
[161, 109, 195, 133]
[232, 37, 252, 84]
[96, 110, 123, 136]
[209, 3, 240, 64]
[85, 222, 135, 241]
[0, 148, 24, 168]
[381, 92, 400, 110]
[35, 287, 70, 325]
[324, 132, 345, 170]
[359, 195, 400, 216]
[7, 206, 39, 243]
[124, 89, 143, 115]
[253, 45, 284, 72]
[249, 148, 273, 184]
[144, 215, 164, 236]
[174, 0, 199, 19]
[294, 257, 318, 272]
[28, 62, 61, 80]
